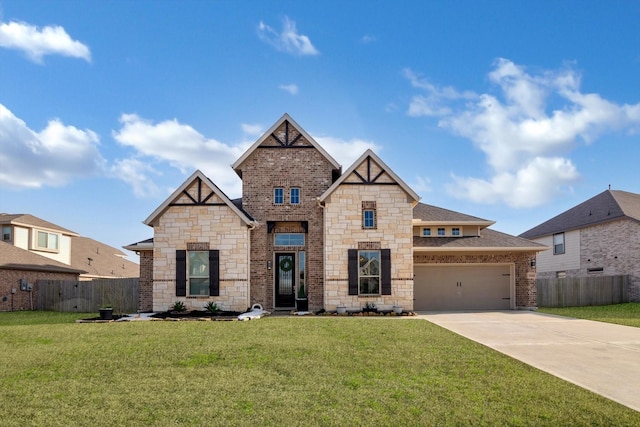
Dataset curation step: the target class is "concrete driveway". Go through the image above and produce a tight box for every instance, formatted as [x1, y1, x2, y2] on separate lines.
[417, 311, 640, 412]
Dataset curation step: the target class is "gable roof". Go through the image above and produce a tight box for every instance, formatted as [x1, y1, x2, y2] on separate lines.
[71, 236, 139, 278]
[0, 213, 78, 236]
[0, 241, 85, 274]
[232, 113, 341, 176]
[519, 190, 640, 239]
[413, 203, 495, 227]
[318, 149, 420, 203]
[144, 170, 255, 227]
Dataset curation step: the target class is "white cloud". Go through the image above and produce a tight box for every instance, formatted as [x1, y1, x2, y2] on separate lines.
[110, 158, 161, 198]
[314, 136, 382, 168]
[406, 59, 640, 207]
[412, 176, 432, 195]
[257, 17, 319, 56]
[241, 123, 264, 136]
[360, 35, 376, 44]
[279, 83, 299, 95]
[113, 114, 245, 197]
[0, 20, 91, 63]
[0, 104, 104, 188]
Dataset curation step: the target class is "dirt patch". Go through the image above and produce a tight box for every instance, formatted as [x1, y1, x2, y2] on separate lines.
[150, 310, 243, 321]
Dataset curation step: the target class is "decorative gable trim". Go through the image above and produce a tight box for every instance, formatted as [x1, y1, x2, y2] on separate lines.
[144, 170, 254, 227]
[318, 149, 420, 204]
[232, 113, 341, 176]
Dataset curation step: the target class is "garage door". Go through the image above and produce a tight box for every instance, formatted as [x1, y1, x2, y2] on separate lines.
[414, 264, 512, 310]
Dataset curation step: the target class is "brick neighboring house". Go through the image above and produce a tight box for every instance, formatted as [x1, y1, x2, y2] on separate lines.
[0, 213, 139, 281]
[520, 189, 640, 302]
[130, 114, 544, 312]
[0, 241, 84, 311]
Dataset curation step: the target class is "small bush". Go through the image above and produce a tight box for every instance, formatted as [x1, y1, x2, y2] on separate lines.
[204, 301, 219, 314]
[171, 301, 186, 312]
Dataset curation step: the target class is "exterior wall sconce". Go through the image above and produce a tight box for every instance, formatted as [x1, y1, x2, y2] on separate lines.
[530, 258, 536, 268]
[267, 261, 272, 270]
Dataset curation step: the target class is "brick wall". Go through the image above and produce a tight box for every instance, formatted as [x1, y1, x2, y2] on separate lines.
[414, 252, 538, 308]
[138, 250, 153, 311]
[0, 269, 78, 311]
[239, 123, 336, 311]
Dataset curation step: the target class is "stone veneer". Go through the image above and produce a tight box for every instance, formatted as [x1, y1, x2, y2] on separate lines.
[323, 180, 415, 311]
[151, 183, 251, 312]
[413, 252, 537, 309]
[237, 123, 337, 311]
[536, 219, 640, 302]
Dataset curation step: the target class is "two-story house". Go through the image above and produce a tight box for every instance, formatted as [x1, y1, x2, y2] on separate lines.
[520, 189, 640, 302]
[129, 114, 543, 313]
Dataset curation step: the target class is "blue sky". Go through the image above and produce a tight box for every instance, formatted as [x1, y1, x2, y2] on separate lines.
[1, 1, 640, 260]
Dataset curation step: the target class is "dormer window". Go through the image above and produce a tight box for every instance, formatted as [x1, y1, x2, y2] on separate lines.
[437, 228, 445, 236]
[452, 227, 460, 236]
[2, 226, 10, 242]
[422, 228, 431, 237]
[35, 230, 59, 251]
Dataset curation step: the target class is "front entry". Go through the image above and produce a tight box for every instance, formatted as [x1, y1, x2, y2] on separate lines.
[275, 253, 295, 307]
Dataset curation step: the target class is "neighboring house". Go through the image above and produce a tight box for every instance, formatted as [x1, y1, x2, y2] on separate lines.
[128, 114, 543, 313]
[519, 189, 640, 302]
[0, 213, 139, 281]
[0, 241, 84, 311]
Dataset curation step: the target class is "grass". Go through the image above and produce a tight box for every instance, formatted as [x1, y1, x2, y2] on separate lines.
[538, 302, 640, 328]
[1, 312, 639, 426]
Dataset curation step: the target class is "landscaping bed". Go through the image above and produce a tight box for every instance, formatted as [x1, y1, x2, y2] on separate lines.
[150, 309, 243, 321]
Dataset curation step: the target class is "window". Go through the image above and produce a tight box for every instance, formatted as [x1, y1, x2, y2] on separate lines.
[290, 187, 300, 205]
[437, 228, 445, 236]
[274, 233, 305, 246]
[188, 251, 209, 295]
[274, 187, 284, 205]
[452, 228, 460, 236]
[358, 250, 380, 295]
[298, 251, 305, 291]
[553, 233, 565, 255]
[2, 226, 11, 241]
[175, 249, 219, 297]
[362, 201, 377, 229]
[35, 230, 59, 251]
[422, 228, 431, 237]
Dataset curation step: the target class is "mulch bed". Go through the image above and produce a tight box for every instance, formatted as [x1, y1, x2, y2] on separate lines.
[150, 310, 243, 321]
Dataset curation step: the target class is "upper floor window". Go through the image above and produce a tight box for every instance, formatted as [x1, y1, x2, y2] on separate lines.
[422, 228, 431, 237]
[274, 187, 284, 205]
[35, 230, 59, 251]
[274, 233, 305, 246]
[452, 228, 460, 236]
[2, 226, 11, 241]
[362, 201, 377, 229]
[437, 228, 445, 236]
[290, 187, 300, 205]
[553, 233, 565, 255]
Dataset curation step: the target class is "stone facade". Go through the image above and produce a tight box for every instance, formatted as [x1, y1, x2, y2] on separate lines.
[0, 269, 78, 311]
[236, 122, 337, 311]
[536, 218, 640, 302]
[150, 180, 251, 312]
[413, 253, 537, 309]
[323, 178, 415, 311]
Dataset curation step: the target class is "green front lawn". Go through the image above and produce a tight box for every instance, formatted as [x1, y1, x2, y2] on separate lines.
[1, 312, 638, 426]
[539, 302, 640, 328]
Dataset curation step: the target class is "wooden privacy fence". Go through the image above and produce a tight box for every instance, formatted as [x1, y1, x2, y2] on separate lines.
[36, 278, 139, 313]
[537, 275, 629, 308]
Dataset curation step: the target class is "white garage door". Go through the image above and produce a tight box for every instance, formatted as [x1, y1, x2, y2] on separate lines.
[414, 264, 512, 311]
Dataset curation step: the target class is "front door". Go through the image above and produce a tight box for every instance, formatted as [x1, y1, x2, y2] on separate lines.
[275, 253, 295, 307]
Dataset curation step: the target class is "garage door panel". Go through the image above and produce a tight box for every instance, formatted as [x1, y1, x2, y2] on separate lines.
[414, 265, 511, 311]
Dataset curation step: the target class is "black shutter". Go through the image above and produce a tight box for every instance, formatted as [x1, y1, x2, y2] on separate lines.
[348, 249, 358, 295]
[176, 250, 186, 296]
[209, 250, 220, 296]
[381, 249, 391, 295]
